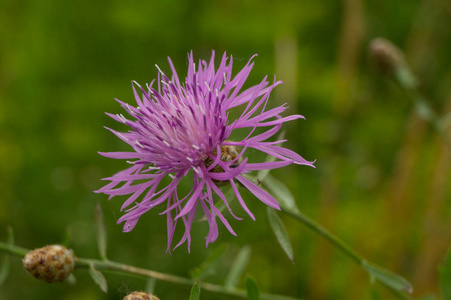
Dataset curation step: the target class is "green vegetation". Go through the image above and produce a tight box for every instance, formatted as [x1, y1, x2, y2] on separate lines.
[1, 0, 450, 299]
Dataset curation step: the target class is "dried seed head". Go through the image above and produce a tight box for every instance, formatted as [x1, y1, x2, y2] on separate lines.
[23, 244, 75, 283]
[369, 38, 405, 75]
[123, 291, 160, 300]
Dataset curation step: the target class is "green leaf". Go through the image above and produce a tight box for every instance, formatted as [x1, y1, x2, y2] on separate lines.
[245, 277, 260, 300]
[189, 281, 201, 300]
[89, 263, 108, 293]
[440, 249, 451, 300]
[0, 227, 14, 286]
[224, 245, 251, 288]
[95, 203, 108, 260]
[145, 277, 157, 294]
[190, 243, 227, 279]
[262, 175, 300, 214]
[362, 260, 412, 293]
[267, 207, 294, 261]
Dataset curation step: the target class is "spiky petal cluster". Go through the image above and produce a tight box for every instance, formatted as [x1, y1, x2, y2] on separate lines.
[95, 51, 314, 252]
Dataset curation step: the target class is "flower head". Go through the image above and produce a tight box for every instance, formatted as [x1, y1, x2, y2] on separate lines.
[23, 245, 75, 283]
[123, 291, 160, 300]
[95, 51, 314, 252]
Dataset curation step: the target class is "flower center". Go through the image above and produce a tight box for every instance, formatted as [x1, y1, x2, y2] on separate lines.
[204, 144, 243, 186]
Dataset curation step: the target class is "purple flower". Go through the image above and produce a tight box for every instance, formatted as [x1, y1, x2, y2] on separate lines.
[95, 51, 314, 252]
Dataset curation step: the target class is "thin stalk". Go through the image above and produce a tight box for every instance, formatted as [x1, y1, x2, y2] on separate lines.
[393, 59, 451, 149]
[280, 207, 363, 265]
[0, 241, 300, 300]
[0, 242, 28, 257]
[280, 205, 413, 299]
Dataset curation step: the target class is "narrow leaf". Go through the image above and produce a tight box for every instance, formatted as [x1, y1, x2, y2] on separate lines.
[440, 249, 451, 300]
[267, 207, 294, 261]
[263, 174, 300, 214]
[189, 281, 201, 300]
[245, 277, 260, 300]
[190, 244, 227, 279]
[224, 245, 251, 288]
[362, 260, 412, 293]
[95, 203, 108, 260]
[89, 263, 108, 293]
[145, 277, 157, 294]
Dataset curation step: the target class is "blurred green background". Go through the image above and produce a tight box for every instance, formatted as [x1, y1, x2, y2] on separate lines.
[1, 0, 451, 299]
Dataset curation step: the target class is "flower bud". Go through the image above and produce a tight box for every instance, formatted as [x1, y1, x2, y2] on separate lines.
[123, 291, 160, 300]
[23, 244, 75, 283]
[369, 38, 405, 75]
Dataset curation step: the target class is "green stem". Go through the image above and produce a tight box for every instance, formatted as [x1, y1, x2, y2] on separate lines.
[280, 205, 412, 299]
[394, 64, 451, 149]
[280, 207, 363, 265]
[0, 242, 28, 257]
[0, 241, 300, 300]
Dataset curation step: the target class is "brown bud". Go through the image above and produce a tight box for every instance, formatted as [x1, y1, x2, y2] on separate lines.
[369, 38, 405, 74]
[23, 245, 75, 283]
[123, 291, 160, 300]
